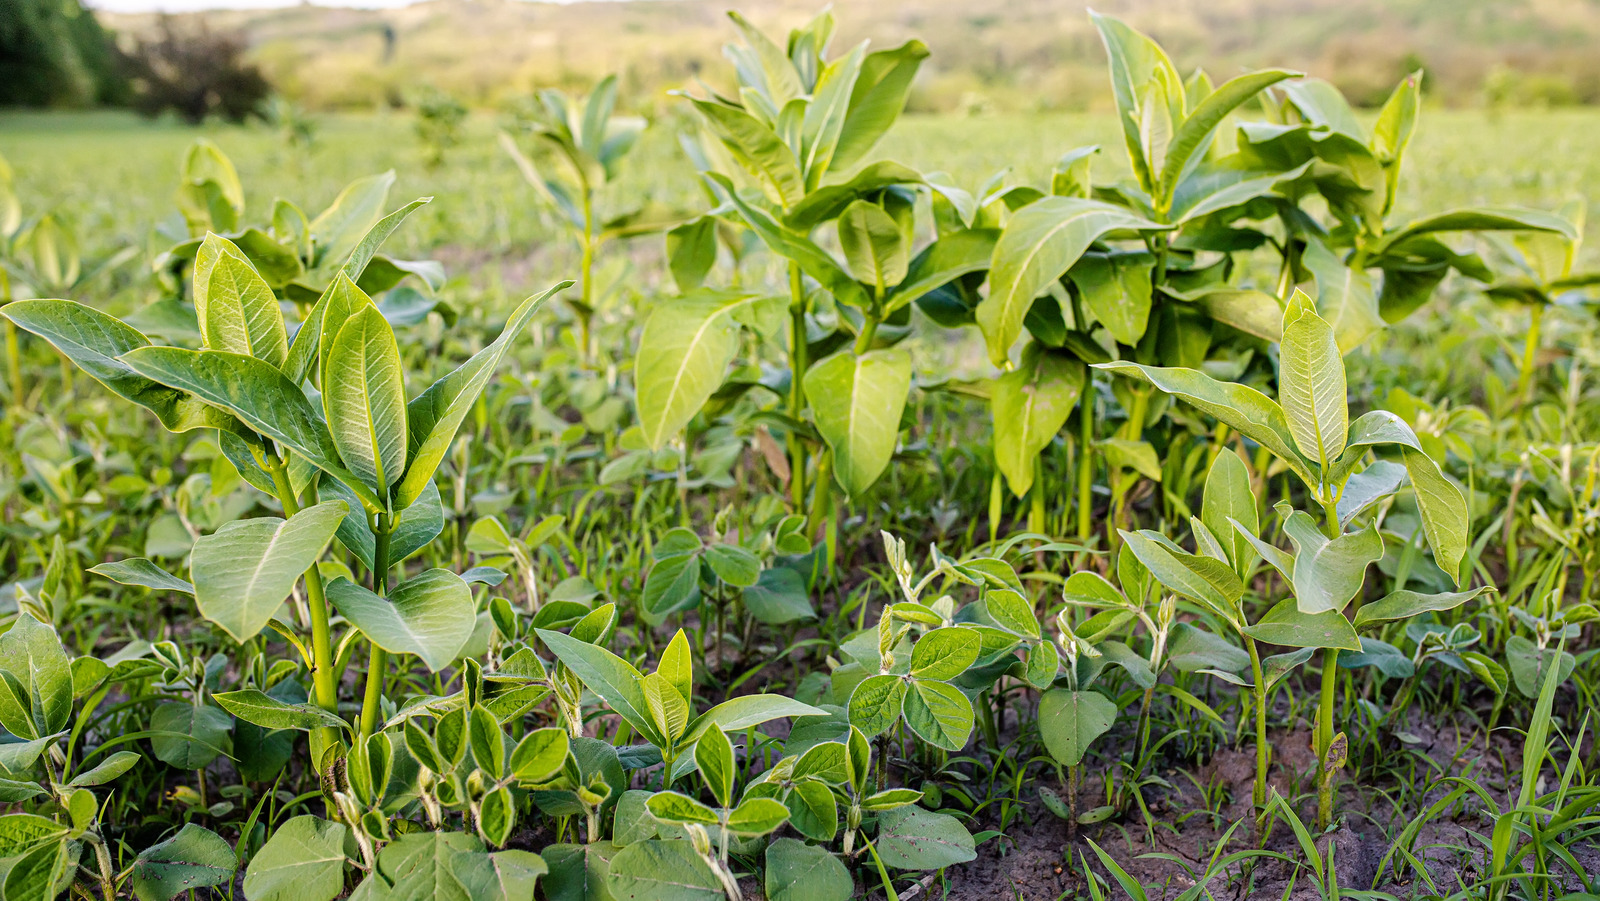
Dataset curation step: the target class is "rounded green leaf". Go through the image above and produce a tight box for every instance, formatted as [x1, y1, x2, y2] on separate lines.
[1038, 688, 1117, 767]
[190, 501, 347, 644]
[132, 824, 236, 901]
[901, 679, 974, 751]
[242, 816, 349, 901]
[846, 674, 904, 738]
[765, 838, 851, 901]
[803, 348, 912, 498]
[327, 568, 475, 672]
[908, 628, 981, 681]
[606, 839, 721, 901]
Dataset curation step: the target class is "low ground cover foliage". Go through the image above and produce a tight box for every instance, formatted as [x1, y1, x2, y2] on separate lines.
[1, 8, 1599, 900]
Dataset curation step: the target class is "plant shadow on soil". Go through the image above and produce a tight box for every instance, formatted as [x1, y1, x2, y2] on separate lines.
[906, 701, 1600, 900]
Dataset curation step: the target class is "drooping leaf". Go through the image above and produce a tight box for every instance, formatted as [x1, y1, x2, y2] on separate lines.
[635, 292, 753, 451]
[982, 197, 1167, 366]
[326, 569, 475, 672]
[803, 348, 911, 497]
[189, 502, 347, 643]
[992, 345, 1085, 496]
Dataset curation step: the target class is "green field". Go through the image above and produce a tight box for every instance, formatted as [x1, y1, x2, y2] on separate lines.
[4, 13, 1600, 900]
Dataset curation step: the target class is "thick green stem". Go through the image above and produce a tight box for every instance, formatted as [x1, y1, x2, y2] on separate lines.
[267, 457, 341, 753]
[359, 513, 393, 738]
[5, 318, 22, 411]
[578, 190, 595, 364]
[786, 262, 808, 510]
[1076, 393, 1094, 543]
[1516, 303, 1544, 406]
[1315, 493, 1343, 829]
[1245, 637, 1269, 832]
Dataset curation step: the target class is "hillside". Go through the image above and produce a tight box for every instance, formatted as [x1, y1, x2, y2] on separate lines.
[101, 0, 1600, 113]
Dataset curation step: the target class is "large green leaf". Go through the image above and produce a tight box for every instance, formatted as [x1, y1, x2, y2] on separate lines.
[605, 840, 721, 901]
[536, 629, 660, 748]
[1278, 298, 1348, 468]
[0, 614, 72, 741]
[213, 688, 348, 733]
[1353, 585, 1491, 629]
[783, 161, 923, 230]
[0, 299, 235, 434]
[282, 196, 432, 385]
[635, 292, 753, 451]
[1303, 239, 1383, 354]
[982, 197, 1166, 366]
[803, 348, 911, 497]
[327, 569, 475, 672]
[682, 694, 826, 743]
[883, 228, 997, 314]
[1159, 69, 1298, 208]
[765, 839, 852, 901]
[189, 501, 347, 643]
[310, 171, 395, 270]
[131, 823, 237, 901]
[1365, 207, 1577, 259]
[1241, 598, 1361, 651]
[1038, 688, 1117, 766]
[324, 305, 407, 497]
[1202, 450, 1257, 577]
[798, 43, 867, 186]
[705, 174, 869, 309]
[830, 40, 929, 173]
[119, 346, 382, 511]
[689, 97, 805, 206]
[991, 345, 1085, 496]
[1402, 448, 1470, 586]
[241, 816, 349, 901]
[837, 199, 908, 290]
[1281, 511, 1382, 615]
[194, 234, 288, 368]
[1120, 530, 1242, 625]
[901, 679, 973, 751]
[874, 805, 976, 870]
[1090, 11, 1183, 195]
[400, 282, 568, 509]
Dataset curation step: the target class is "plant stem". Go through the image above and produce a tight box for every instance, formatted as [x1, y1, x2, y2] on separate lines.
[1245, 636, 1269, 835]
[578, 190, 595, 365]
[787, 261, 808, 510]
[359, 513, 393, 738]
[266, 457, 341, 753]
[5, 318, 23, 412]
[1076, 391, 1094, 544]
[1517, 303, 1545, 406]
[1315, 493, 1343, 830]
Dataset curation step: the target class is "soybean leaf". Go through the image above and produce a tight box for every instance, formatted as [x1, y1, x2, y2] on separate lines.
[1038, 688, 1117, 767]
[874, 805, 976, 871]
[765, 838, 852, 901]
[901, 679, 973, 751]
[846, 674, 905, 738]
[131, 824, 236, 901]
[241, 816, 349, 901]
[908, 628, 981, 681]
[0, 614, 72, 740]
[606, 839, 722, 901]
